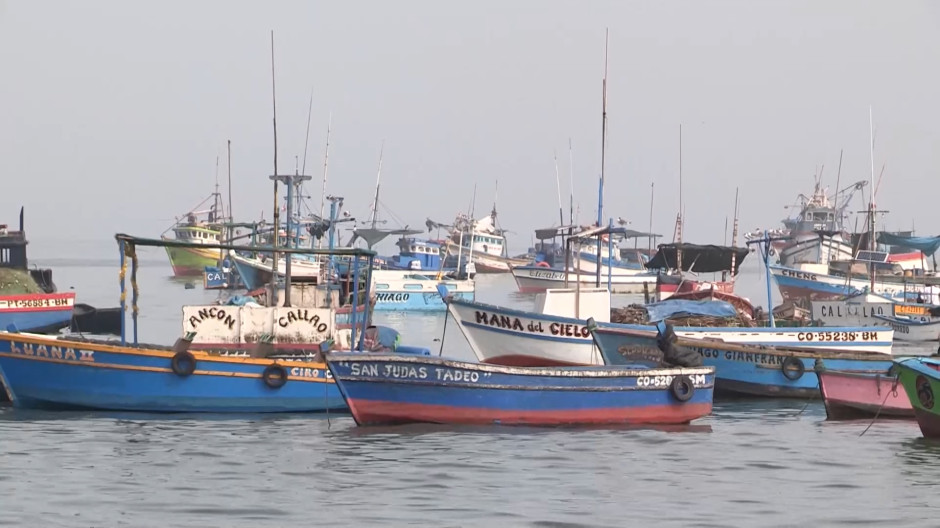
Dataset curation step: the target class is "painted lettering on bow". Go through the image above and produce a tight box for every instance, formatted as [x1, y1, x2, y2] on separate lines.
[289, 366, 331, 379]
[816, 304, 885, 319]
[796, 331, 878, 342]
[780, 269, 818, 281]
[188, 307, 236, 330]
[549, 323, 590, 338]
[435, 367, 481, 383]
[9, 342, 93, 362]
[636, 373, 707, 388]
[475, 311, 524, 331]
[277, 309, 329, 333]
[376, 293, 410, 303]
[697, 347, 786, 366]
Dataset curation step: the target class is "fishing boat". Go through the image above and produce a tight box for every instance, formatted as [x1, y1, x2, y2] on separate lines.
[161, 188, 228, 277]
[647, 243, 749, 301]
[448, 286, 893, 368]
[771, 254, 940, 304]
[0, 210, 75, 333]
[324, 352, 715, 426]
[872, 314, 940, 342]
[0, 233, 430, 412]
[231, 251, 323, 290]
[371, 269, 474, 312]
[437, 208, 529, 273]
[590, 323, 895, 398]
[817, 368, 912, 420]
[894, 357, 940, 438]
[744, 177, 867, 267]
[510, 226, 658, 294]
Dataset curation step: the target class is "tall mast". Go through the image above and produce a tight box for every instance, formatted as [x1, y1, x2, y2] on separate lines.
[868, 106, 876, 292]
[597, 28, 609, 228]
[554, 150, 564, 226]
[370, 141, 385, 229]
[317, 113, 332, 248]
[730, 187, 740, 282]
[648, 182, 655, 253]
[568, 137, 575, 225]
[268, 30, 280, 302]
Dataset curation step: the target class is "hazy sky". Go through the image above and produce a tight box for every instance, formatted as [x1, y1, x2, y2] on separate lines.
[2, 0, 939, 256]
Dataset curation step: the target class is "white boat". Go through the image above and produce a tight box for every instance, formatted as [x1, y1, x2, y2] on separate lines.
[873, 315, 940, 342]
[771, 260, 940, 304]
[510, 265, 656, 294]
[810, 292, 896, 327]
[230, 252, 323, 290]
[447, 289, 895, 367]
[370, 269, 474, 312]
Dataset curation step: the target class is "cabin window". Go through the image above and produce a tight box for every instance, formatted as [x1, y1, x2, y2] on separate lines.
[403, 284, 423, 291]
[375, 284, 389, 290]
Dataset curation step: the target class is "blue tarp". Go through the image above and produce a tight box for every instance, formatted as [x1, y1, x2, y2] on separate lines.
[224, 295, 256, 306]
[877, 233, 940, 255]
[644, 299, 739, 322]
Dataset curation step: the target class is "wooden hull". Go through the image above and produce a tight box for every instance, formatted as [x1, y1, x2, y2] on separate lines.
[448, 299, 895, 369]
[0, 293, 75, 333]
[818, 369, 913, 420]
[895, 357, 940, 438]
[163, 245, 222, 277]
[592, 326, 896, 399]
[0, 332, 344, 412]
[325, 353, 715, 426]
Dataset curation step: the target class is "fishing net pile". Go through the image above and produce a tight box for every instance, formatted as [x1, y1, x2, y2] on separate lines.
[0, 268, 44, 295]
[609, 304, 754, 328]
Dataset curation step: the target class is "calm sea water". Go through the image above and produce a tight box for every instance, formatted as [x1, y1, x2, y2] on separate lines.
[2, 251, 939, 527]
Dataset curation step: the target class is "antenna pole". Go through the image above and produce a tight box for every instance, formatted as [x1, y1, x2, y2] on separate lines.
[370, 141, 385, 230]
[227, 139, 233, 238]
[648, 182, 654, 253]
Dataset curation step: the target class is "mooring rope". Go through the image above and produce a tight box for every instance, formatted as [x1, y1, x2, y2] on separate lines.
[859, 376, 899, 437]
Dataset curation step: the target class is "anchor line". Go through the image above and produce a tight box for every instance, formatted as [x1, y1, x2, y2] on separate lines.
[859, 384, 896, 438]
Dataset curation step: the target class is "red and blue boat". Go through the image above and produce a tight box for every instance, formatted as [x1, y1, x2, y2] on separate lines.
[324, 352, 715, 426]
[0, 292, 75, 333]
[0, 209, 75, 333]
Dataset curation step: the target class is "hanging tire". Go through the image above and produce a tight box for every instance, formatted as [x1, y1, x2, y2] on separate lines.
[782, 356, 804, 381]
[262, 364, 288, 389]
[670, 375, 695, 402]
[171, 351, 196, 377]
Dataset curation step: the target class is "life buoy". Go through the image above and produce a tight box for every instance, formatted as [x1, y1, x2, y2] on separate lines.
[782, 356, 804, 381]
[670, 375, 695, 402]
[171, 351, 196, 377]
[536, 261, 550, 268]
[262, 364, 288, 389]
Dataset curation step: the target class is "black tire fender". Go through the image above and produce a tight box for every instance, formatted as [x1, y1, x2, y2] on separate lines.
[670, 375, 695, 402]
[171, 351, 196, 377]
[262, 364, 288, 389]
[782, 356, 805, 381]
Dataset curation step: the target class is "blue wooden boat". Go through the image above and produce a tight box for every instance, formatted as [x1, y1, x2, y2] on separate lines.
[0, 232, 429, 412]
[324, 352, 715, 426]
[590, 323, 895, 398]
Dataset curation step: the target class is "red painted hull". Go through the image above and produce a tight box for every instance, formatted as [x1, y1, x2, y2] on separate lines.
[346, 399, 713, 426]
